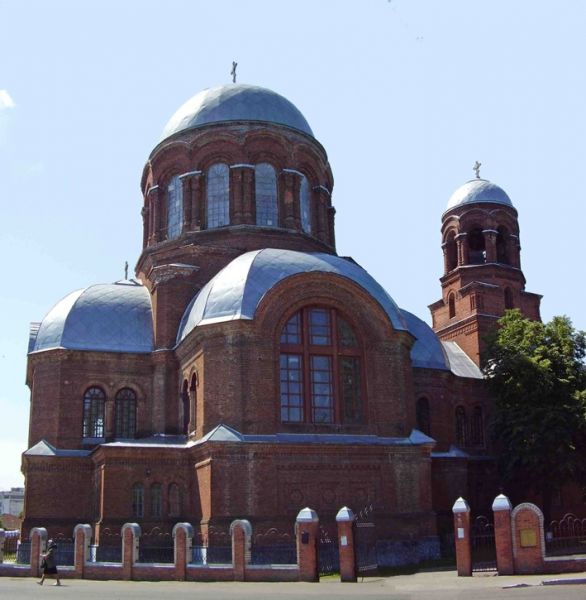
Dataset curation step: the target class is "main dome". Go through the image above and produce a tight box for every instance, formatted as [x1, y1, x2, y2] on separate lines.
[446, 179, 513, 212]
[161, 84, 314, 142]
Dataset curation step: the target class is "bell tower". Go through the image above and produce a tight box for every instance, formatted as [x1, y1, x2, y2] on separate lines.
[429, 172, 541, 366]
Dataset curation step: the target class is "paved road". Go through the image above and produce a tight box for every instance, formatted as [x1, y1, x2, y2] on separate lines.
[1, 571, 585, 600]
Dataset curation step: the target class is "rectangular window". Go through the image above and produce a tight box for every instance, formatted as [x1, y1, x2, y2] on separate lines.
[309, 308, 331, 346]
[340, 356, 361, 424]
[280, 354, 304, 422]
[310, 355, 333, 423]
[151, 485, 162, 518]
[83, 399, 104, 438]
[132, 485, 144, 519]
[167, 176, 183, 239]
[115, 400, 136, 438]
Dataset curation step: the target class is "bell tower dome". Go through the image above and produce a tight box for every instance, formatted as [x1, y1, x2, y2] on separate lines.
[429, 174, 542, 365]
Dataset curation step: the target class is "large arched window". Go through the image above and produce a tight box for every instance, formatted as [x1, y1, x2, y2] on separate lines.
[445, 231, 458, 272]
[167, 175, 183, 239]
[300, 175, 311, 233]
[115, 388, 137, 439]
[280, 307, 363, 425]
[467, 227, 486, 264]
[83, 387, 105, 439]
[455, 406, 467, 447]
[207, 163, 230, 228]
[132, 483, 144, 519]
[255, 163, 278, 226]
[416, 397, 431, 436]
[496, 226, 509, 264]
[150, 483, 162, 518]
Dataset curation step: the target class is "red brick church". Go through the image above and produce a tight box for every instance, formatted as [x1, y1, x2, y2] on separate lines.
[22, 83, 541, 557]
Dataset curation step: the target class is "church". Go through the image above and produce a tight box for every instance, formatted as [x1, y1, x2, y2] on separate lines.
[21, 82, 541, 557]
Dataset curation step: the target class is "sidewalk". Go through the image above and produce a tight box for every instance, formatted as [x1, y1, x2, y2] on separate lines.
[1, 570, 585, 600]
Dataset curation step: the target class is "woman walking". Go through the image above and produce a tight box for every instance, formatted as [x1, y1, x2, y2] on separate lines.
[37, 539, 61, 586]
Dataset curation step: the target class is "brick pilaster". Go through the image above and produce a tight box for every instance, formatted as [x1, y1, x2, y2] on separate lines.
[73, 524, 92, 578]
[29, 527, 47, 578]
[336, 506, 356, 583]
[452, 497, 472, 576]
[173, 522, 193, 581]
[492, 494, 514, 575]
[296, 507, 319, 582]
[121, 523, 140, 581]
[230, 519, 252, 581]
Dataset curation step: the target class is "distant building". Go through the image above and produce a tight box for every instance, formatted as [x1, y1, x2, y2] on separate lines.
[21, 83, 542, 559]
[0, 487, 24, 517]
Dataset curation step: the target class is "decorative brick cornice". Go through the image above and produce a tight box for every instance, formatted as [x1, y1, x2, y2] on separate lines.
[149, 262, 200, 288]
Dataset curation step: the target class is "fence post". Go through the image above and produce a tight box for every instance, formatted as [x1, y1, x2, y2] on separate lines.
[336, 506, 356, 583]
[511, 503, 545, 574]
[29, 527, 48, 578]
[173, 522, 193, 581]
[492, 494, 514, 575]
[296, 507, 319, 582]
[0, 529, 4, 564]
[121, 523, 141, 580]
[230, 519, 252, 581]
[452, 497, 472, 576]
[73, 524, 92, 578]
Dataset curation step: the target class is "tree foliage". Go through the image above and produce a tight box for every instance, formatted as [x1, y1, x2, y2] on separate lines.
[482, 310, 586, 511]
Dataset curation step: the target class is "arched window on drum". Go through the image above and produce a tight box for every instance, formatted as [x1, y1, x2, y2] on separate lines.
[255, 163, 278, 226]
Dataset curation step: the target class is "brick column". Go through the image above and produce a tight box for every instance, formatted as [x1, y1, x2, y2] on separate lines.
[230, 519, 252, 582]
[452, 497, 472, 576]
[281, 170, 302, 230]
[456, 233, 468, 265]
[0, 529, 4, 563]
[30, 527, 47, 577]
[173, 522, 193, 581]
[492, 494, 514, 575]
[230, 165, 254, 225]
[296, 507, 319, 582]
[73, 524, 92, 578]
[121, 523, 140, 581]
[511, 503, 545, 575]
[314, 186, 330, 244]
[336, 507, 356, 583]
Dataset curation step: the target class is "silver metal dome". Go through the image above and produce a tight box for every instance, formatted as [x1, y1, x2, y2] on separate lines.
[161, 84, 314, 141]
[177, 249, 407, 343]
[30, 280, 154, 354]
[446, 179, 513, 211]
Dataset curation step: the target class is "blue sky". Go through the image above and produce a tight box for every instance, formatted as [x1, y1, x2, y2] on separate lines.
[1, 0, 585, 489]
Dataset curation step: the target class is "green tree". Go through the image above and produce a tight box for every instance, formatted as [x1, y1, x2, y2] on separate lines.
[482, 310, 586, 521]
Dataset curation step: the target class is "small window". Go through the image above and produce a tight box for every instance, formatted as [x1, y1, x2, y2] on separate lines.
[168, 483, 182, 517]
[132, 483, 144, 519]
[167, 175, 183, 239]
[83, 387, 105, 439]
[207, 163, 230, 228]
[445, 231, 458, 272]
[255, 163, 278, 226]
[455, 406, 467, 446]
[448, 293, 456, 319]
[150, 483, 162, 518]
[115, 388, 137, 439]
[471, 406, 484, 446]
[300, 175, 311, 233]
[416, 397, 431, 436]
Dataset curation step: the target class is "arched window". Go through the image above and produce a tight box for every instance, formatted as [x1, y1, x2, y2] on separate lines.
[496, 226, 509, 264]
[504, 287, 514, 310]
[168, 483, 182, 517]
[207, 163, 230, 228]
[167, 175, 183, 239]
[189, 373, 197, 434]
[455, 406, 467, 447]
[445, 231, 458, 272]
[132, 483, 144, 519]
[467, 227, 486, 264]
[150, 483, 162, 518]
[448, 293, 456, 319]
[416, 397, 431, 436]
[115, 388, 137, 439]
[255, 163, 278, 226]
[83, 387, 105, 439]
[471, 406, 484, 446]
[300, 175, 311, 233]
[280, 307, 362, 425]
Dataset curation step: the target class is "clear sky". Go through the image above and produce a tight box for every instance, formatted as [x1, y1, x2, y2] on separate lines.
[1, 0, 585, 490]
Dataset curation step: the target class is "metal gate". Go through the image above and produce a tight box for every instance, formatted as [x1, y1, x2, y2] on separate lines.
[354, 503, 378, 576]
[318, 526, 339, 576]
[471, 515, 496, 572]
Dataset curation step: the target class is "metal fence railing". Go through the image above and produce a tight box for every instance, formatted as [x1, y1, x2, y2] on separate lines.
[546, 514, 586, 556]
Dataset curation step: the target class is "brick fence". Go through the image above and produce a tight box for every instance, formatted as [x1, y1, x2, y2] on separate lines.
[0, 506, 358, 583]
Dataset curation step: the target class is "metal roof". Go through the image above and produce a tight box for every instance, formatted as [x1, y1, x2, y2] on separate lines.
[161, 84, 314, 142]
[446, 178, 513, 211]
[176, 249, 408, 343]
[400, 309, 450, 371]
[441, 341, 484, 379]
[31, 280, 154, 354]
